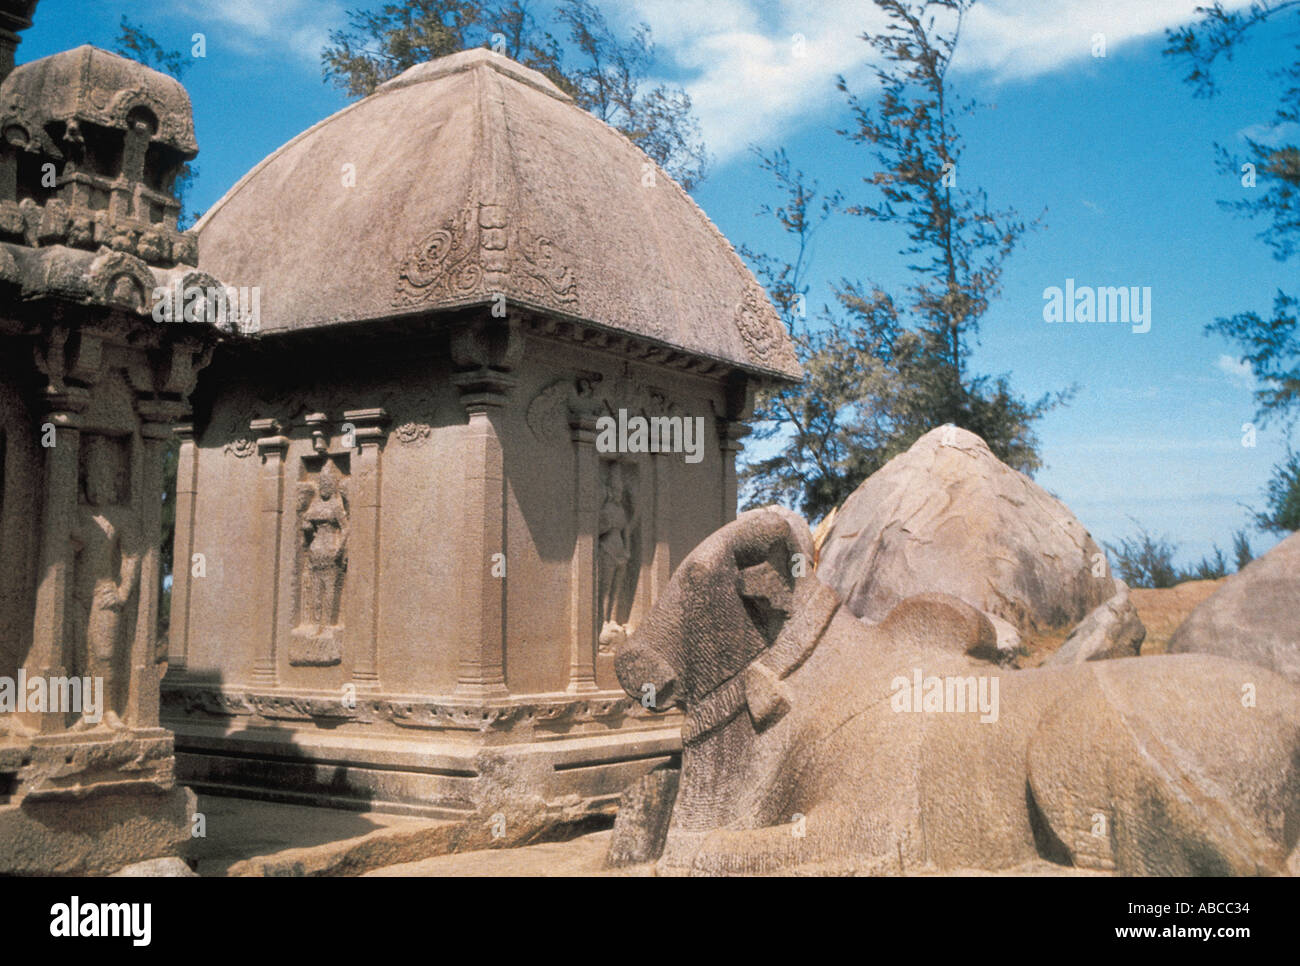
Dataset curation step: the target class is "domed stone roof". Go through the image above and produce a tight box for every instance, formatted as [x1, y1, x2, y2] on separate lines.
[195, 48, 801, 381]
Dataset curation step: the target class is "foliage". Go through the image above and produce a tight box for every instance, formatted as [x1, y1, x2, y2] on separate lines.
[1233, 527, 1255, 568]
[1191, 544, 1229, 580]
[1106, 523, 1183, 589]
[1106, 522, 1257, 588]
[1167, 2, 1300, 531]
[322, 0, 709, 187]
[114, 15, 190, 79]
[1256, 444, 1300, 531]
[739, 0, 1069, 521]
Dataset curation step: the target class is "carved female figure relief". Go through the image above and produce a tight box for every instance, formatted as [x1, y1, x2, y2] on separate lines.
[301, 470, 348, 626]
[291, 461, 348, 666]
[71, 435, 140, 730]
[597, 461, 640, 652]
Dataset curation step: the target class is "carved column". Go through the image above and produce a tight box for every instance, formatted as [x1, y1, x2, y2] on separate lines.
[128, 400, 184, 728]
[252, 418, 287, 687]
[718, 420, 750, 525]
[650, 452, 673, 602]
[344, 407, 388, 691]
[450, 316, 521, 699]
[718, 371, 754, 525]
[567, 410, 599, 693]
[23, 388, 86, 734]
[453, 380, 510, 697]
[166, 422, 198, 673]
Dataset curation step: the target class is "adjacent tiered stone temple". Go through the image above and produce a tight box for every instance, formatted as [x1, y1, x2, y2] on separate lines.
[163, 48, 801, 817]
[0, 3, 233, 873]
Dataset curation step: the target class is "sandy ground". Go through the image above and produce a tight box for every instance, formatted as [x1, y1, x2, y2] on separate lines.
[360, 830, 1105, 876]
[363, 830, 646, 876]
[190, 794, 434, 876]
[1130, 578, 1224, 654]
[1012, 577, 1223, 668]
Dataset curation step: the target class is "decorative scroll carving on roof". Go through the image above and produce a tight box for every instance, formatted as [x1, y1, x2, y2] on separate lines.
[392, 201, 578, 312]
[734, 285, 798, 371]
[393, 202, 485, 307]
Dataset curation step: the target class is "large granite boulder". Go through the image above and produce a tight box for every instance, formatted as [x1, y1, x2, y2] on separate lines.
[818, 426, 1126, 645]
[614, 507, 1300, 875]
[1168, 531, 1300, 683]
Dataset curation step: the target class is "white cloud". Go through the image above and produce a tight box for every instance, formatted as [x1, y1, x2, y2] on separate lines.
[1217, 354, 1256, 390]
[626, 0, 887, 161]
[1238, 120, 1300, 147]
[626, 0, 1256, 163]
[174, 0, 344, 66]
[952, 0, 1248, 80]
[167, 0, 1257, 163]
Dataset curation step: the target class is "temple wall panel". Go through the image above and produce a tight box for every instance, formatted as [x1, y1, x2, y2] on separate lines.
[371, 359, 467, 696]
[174, 329, 741, 717]
[183, 383, 268, 686]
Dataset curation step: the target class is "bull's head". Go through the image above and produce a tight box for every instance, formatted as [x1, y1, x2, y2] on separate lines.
[615, 507, 816, 712]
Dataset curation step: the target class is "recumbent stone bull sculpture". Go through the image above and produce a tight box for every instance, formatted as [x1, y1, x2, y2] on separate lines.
[614, 507, 1300, 875]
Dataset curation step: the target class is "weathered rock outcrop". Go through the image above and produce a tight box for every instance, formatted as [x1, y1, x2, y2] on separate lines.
[817, 426, 1137, 654]
[1168, 531, 1300, 684]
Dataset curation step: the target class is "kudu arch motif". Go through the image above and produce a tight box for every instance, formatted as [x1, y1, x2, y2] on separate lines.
[615, 507, 1300, 876]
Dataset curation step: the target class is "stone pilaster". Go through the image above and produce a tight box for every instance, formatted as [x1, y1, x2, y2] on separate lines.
[567, 411, 599, 693]
[166, 422, 198, 673]
[718, 371, 754, 525]
[343, 407, 388, 691]
[251, 417, 287, 687]
[650, 452, 673, 600]
[717, 420, 750, 525]
[452, 372, 511, 698]
[23, 388, 86, 734]
[0, 0, 36, 83]
[449, 315, 521, 698]
[128, 401, 186, 728]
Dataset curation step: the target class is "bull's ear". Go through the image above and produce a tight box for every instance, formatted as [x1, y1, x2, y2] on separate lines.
[730, 507, 816, 643]
[738, 560, 795, 614]
[737, 558, 794, 645]
[732, 507, 816, 643]
[730, 506, 815, 570]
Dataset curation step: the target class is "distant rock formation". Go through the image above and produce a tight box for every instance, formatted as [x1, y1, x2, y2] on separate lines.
[1168, 530, 1300, 684]
[817, 426, 1140, 659]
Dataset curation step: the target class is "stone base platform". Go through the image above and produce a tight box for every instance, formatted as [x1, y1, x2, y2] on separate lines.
[0, 729, 194, 875]
[165, 694, 682, 818]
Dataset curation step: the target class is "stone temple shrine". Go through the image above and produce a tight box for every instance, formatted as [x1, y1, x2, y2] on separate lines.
[160, 48, 801, 818]
[0, 9, 233, 872]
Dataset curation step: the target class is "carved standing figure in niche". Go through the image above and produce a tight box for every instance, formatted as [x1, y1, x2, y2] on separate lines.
[598, 461, 640, 652]
[292, 462, 348, 665]
[71, 435, 140, 730]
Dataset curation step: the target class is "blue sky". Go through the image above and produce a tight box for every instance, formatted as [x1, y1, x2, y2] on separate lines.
[23, 0, 1299, 566]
